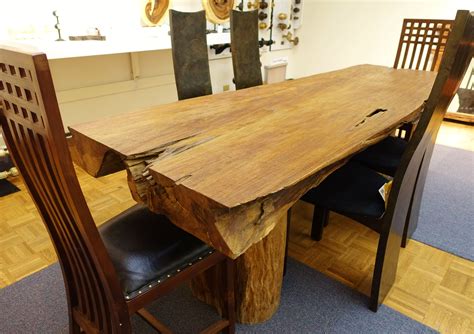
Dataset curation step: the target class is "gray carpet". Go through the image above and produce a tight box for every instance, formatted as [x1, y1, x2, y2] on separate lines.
[0, 179, 19, 197]
[0, 260, 435, 334]
[414, 144, 474, 260]
[0, 156, 19, 197]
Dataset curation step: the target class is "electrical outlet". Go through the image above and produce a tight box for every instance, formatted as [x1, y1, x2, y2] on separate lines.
[223, 84, 230, 91]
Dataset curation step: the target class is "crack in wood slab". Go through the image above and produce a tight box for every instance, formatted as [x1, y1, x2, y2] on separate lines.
[355, 108, 388, 127]
[124, 135, 216, 202]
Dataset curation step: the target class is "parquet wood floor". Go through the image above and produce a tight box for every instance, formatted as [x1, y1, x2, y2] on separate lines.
[0, 121, 472, 333]
[436, 121, 474, 151]
[289, 202, 474, 334]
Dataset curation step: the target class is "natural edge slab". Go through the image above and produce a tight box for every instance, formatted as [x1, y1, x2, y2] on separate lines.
[69, 129, 124, 177]
[68, 65, 436, 259]
[144, 157, 350, 258]
[190, 210, 287, 324]
[123, 110, 423, 259]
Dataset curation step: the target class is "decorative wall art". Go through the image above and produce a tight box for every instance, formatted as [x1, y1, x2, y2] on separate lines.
[202, 0, 235, 24]
[142, 0, 171, 26]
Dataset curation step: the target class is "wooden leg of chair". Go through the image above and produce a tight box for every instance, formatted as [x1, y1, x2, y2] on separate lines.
[71, 321, 81, 334]
[396, 123, 413, 141]
[401, 195, 414, 248]
[222, 258, 236, 334]
[200, 320, 230, 334]
[283, 208, 292, 276]
[402, 151, 426, 248]
[370, 217, 405, 312]
[404, 123, 414, 141]
[136, 308, 173, 334]
[311, 206, 328, 241]
[323, 216, 330, 227]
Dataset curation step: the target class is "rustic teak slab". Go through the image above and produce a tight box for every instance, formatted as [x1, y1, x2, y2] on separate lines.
[69, 64, 436, 323]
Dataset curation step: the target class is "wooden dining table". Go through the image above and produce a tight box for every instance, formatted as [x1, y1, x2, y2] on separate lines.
[69, 64, 436, 324]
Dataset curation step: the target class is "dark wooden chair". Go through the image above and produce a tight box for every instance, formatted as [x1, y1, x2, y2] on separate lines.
[169, 10, 213, 100]
[445, 67, 474, 122]
[354, 17, 455, 176]
[301, 10, 473, 312]
[455, 67, 474, 114]
[350, 16, 456, 246]
[230, 10, 263, 90]
[0, 46, 235, 333]
[394, 18, 454, 72]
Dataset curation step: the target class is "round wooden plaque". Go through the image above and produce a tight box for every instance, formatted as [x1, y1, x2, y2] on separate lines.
[142, 0, 170, 26]
[202, 0, 235, 24]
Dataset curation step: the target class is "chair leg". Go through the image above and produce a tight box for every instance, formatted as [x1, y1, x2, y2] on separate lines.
[222, 258, 236, 334]
[71, 321, 81, 334]
[136, 308, 173, 334]
[401, 195, 414, 248]
[323, 216, 330, 227]
[283, 208, 291, 276]
[397, 123, 413, 141]
[402, 151, 426, 248]
[369, 212, 405, 312]
[311, 206, 328, 241]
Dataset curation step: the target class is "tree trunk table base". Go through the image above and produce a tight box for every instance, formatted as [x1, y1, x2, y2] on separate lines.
[190, 211, 287, 324]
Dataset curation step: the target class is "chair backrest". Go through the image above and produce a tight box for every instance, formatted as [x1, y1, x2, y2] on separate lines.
[374, 10, 473, 309]
[230, 10, 263, 89]
[0, 46, 130, 332]
[169, 10, 213, 100]
[394, 18, 454, 71]
[463, 67, 474, 89]
[455, 66, 474, 115]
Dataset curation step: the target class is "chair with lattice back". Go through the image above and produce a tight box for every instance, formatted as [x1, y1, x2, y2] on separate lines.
[456, 67, 474, 114]
[351, 16, 460, 248]
[394, 18, 454, 140]
[302, 10, 473, 311]
[394, 18, 454, 71]
[353, 17, 456, 177]
[0, 46, 235, 333]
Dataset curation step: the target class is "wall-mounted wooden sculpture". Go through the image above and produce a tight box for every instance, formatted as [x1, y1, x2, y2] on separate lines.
[202, 0, 235, 24]
[142, 0, 170, 26]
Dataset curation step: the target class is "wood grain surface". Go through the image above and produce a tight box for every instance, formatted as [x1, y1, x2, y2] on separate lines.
[70, 64, 436, 259]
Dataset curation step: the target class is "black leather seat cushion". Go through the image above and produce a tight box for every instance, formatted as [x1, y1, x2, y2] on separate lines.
[302, 161, 388, 219]
[352, 136, 407, 176]
[100, 204, 212, 298]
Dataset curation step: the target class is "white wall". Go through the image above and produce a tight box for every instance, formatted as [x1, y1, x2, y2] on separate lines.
[289, 0, 472, 77]
[48, 50, 243, 126]
[0, 0, 140, 40]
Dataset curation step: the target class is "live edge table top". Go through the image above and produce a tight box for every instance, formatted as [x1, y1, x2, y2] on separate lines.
[69, 64, 436, 259]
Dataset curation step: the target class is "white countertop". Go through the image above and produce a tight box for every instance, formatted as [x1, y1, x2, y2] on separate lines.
[0, 31, 231, 60]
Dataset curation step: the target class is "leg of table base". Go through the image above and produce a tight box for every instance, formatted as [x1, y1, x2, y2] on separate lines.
[190, 211, 287, 324]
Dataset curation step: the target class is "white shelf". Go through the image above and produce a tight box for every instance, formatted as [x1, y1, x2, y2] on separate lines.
[0, 31, 231, 60]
